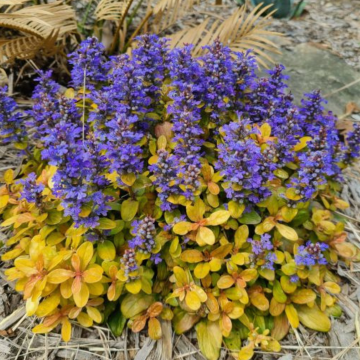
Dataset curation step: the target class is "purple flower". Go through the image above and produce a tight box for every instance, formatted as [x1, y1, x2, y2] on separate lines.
[150, 253, 162, 264]
[68, 37, 110, 89]
[120, 249, 138, 280]
[150, 149, 180, 211]
[0, 87, 25, 144]
[216, 122, 272, 205]
[18, 173, 44, 206]
[345, 124, 360, 163]
[295, 241, 329, 267]
[248, 234, 273, 255]
[248, 234, 276, 270]
[130, 216, 156, 254]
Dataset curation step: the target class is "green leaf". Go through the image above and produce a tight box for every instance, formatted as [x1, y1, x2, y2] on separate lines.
[107, 310, 127, 337]
[121, 199, 139, 222]
[196, 320, 222, 360]
[96, 218, 117, 230]
[173, 308, 201, 334]
[46, 210, 63, 225]
[239, 210, 261, 225]
[97, 240, 116, 261]
[273, 280, 287, 303]
[121, 292, 154, 318]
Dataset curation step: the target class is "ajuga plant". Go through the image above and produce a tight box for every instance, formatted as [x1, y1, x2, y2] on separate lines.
[0, 0, 279, 68]
[1, 36, 360, 360]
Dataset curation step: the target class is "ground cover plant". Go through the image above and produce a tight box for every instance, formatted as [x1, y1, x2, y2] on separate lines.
[1, 35, 360, 360]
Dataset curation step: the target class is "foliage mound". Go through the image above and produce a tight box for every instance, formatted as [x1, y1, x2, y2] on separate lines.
[1, 35, 360, 360]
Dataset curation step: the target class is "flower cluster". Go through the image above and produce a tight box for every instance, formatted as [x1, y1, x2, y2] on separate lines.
[248, 234, 276, 270]
[345, 124, 360, 162]
[1, 35, 359, 360]
[295, 241, 329, 266]
[0, 87, 25, 144]
[18, 173, 44, 207]
[130, 216, 156, 254]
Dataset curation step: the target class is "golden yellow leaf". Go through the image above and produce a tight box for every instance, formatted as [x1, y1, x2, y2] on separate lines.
[323, 282, 341, 294]
[291, 289, 316, 304]
[61, 318, 72, 342]
[77, 312, 93, 327]
[125, 279, 142, 294]
[186, 198, 206, 222]
[194, 262, 210, 279]
[185, 290, 201, 311]
[148, 317, 162, 340]
[297, 305, 331, 332]
[217, 275, 235, 289]
[196, 226, 215, 245]
[285, 304, 299, 328]
[173, 221, 192, 235]
[180, 249, 204, 263]
[238, 344, 254, 360]
[47, 269, 74, 284]
[206, 210, 230, 226]
[73, 283, 90, 308]
[276, 223, 298, 241]
[83, 265, 103, 283]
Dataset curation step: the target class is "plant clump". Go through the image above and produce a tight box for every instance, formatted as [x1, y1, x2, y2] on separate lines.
[1, 35, 360, 360]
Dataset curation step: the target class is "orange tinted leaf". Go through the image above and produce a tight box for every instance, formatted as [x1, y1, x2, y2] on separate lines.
[148, 302, 163, 317]
[132, 316, 147, 332]
[208, 181, 220, 195]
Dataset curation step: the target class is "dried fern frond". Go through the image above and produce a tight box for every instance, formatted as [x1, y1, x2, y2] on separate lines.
[95, 0, 133, 22]
[0, 31, 59, 64]
[0, 1, 76, 63]
[168, 4, 281, 67]
[0, 0, 28, 6]
[0, 0, 77, 38]
[150, 0, 200, 34]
